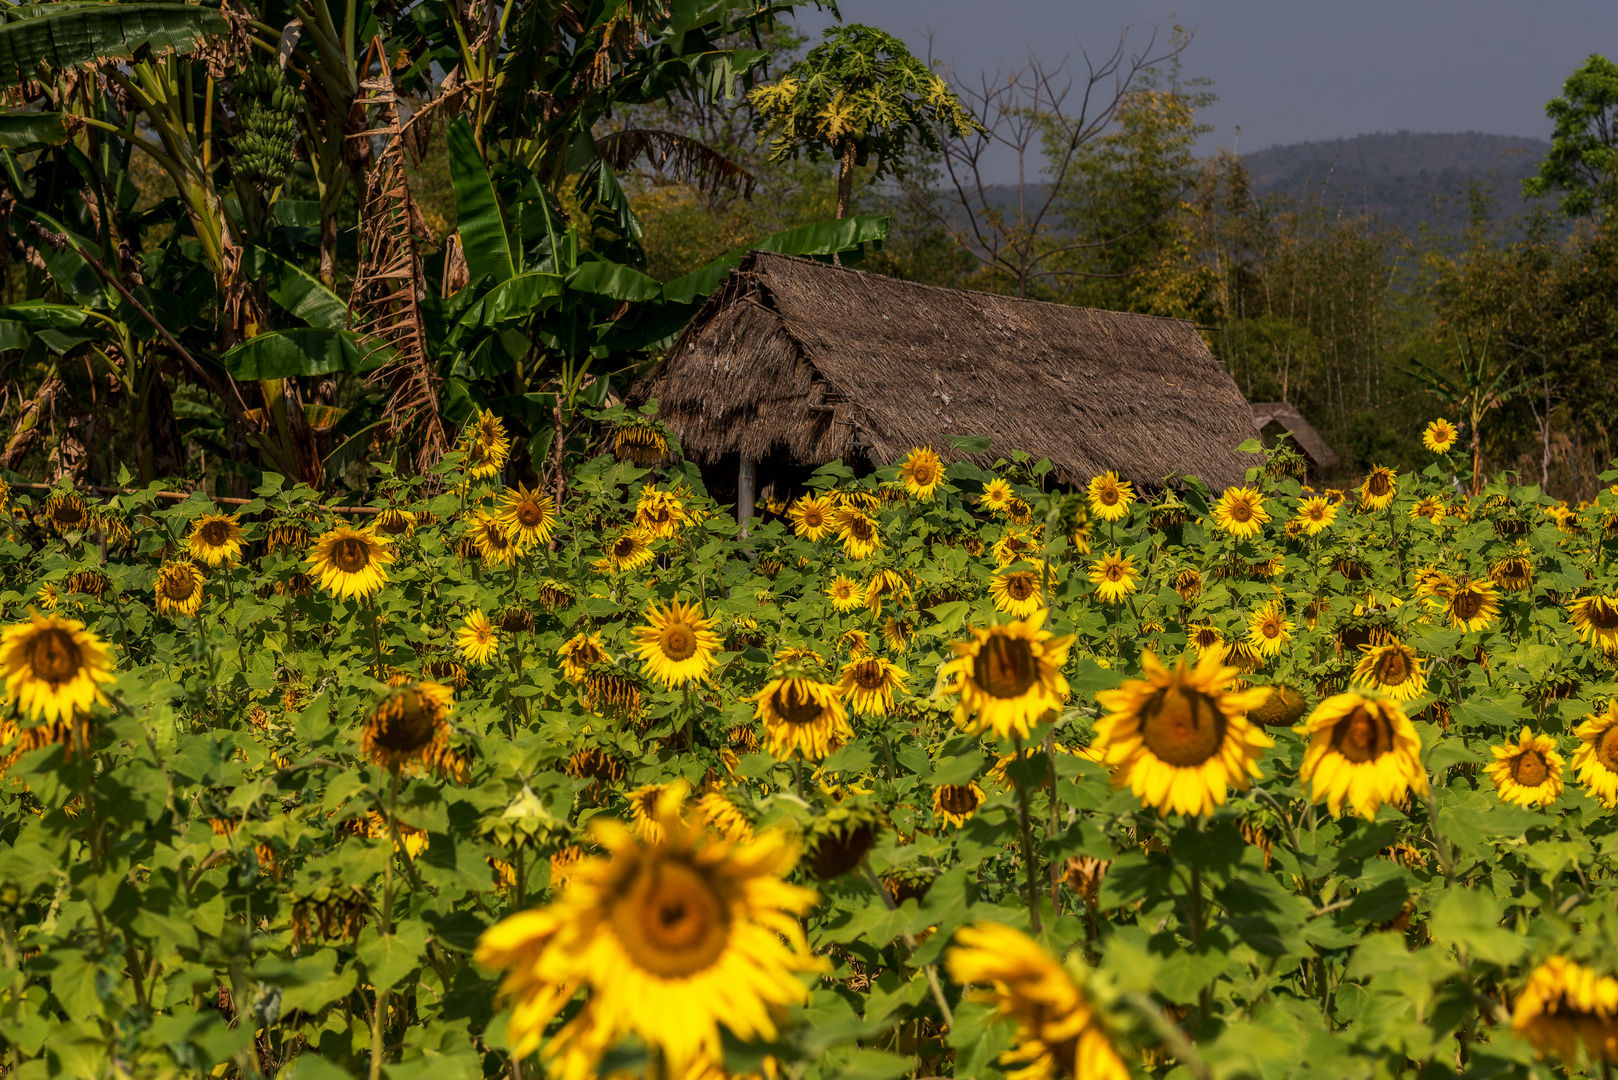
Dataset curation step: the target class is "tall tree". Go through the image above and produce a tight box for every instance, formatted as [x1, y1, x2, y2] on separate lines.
[1524, 53, 1618, 218]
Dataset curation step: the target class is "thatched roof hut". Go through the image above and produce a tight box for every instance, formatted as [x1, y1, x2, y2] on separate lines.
[1249, 402, 1338, 479]
[633, 252, 1263, 500]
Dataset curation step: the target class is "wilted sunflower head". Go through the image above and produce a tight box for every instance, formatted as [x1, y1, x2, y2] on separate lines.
[42, 490, 89, 535]
[154, 560, 207, 617]
[613, 416, 669, 466]
[373, 507, 417, 537]
[264, 514, 313, 553]
[634, 486, 688, 540]
[362, 682, 453, 773]
[66, 569, 109, 600]
[461, 409, 511, 480]
[1511, 955, 1618, 1065]
[1490, 555, 1533, 592]
[932, 782, 984, 827]
[1174, 567, 1204, 601]
[1357, 466, 1398, 510]
[805, 803, 886, 880]
[753, 675, 850, 761]
[498, 606, 535, 634]
[423, 658, 470, 690]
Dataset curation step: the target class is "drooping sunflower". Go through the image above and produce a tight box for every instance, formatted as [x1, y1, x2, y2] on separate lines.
[1572, 703, 1618, 808]
[558, 632, 611, 684]
[1445, 577, 1501, 633]
[864, 567, 912, 617]
[1294, 496, 1337, 536]
[1570, 595, 1618, 654]
[467, 511, 520, 568]
[897, 446, 945, 499]
[933, 782, 985, 828]
[979, 477, 1015, 513]
[593, 528, 655, 575]
[1086, 471, 1134, 524]
[1088, 550, 1137, 604]
[461, 408, 510, 480]
[1, 611, 115, 724]
[633, 598, 721, 688]
[1245, 601, 1294, 658]
[751, 676, 852, 761]
[308, 526, 394, 601]
[1491, 554, 1534, 592]
[1173, 567, 1203, 601]
[941, 613, 1072, 740]
[946, 922, 1130, 1080]
[263, 514, 313, 554]
[992, 528, 1041, 568]
[362, 682, 454, 774]
[1512, 956, 1618, 1066]
[474, 786, 821, 1076]
[1295, 693, 1428, 819]
[840, 628, 873, 657]
[1351, 640, 1427, 702]
[1212, 487, 1270, 539]
[1486, 728, 1563, 808]
[788, 494, 837, 541]
[836, 655, 910, 716]
[612, 416, 668, 466]
[635, 486, 689, 540]
[837, 510, 884, 561]
[1187, 622, 1224, 657]
[695, 790, 755, 844]
[825, 572, 864, 613]
[881, 615, 914, 651]
[1357, 466, 1398, 511]
[42, 489, 90, 535]
[498, 484, 557, 549]
[153, 560, 207, 617]
[372, 507, 417, 537]
[457, 610, 501, 666]
[1422, 418, 1459, 454]
[187, 513, 247, 567]
[1091, 650, 1273, 817]
[990, 568, 1046, 618]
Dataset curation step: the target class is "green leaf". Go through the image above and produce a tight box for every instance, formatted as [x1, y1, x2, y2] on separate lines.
[482, 272, 564, 323]
[284, 1056, 359, 1080]
[1428, 887, 1525, 966]
[218, 328, 387, 380]
[356, 922, 431, 991]
[0, 5, 228, 88]
[447, 116, 515, 285]
[661, 215, 890, 304]
[567, 259, 662, 302]
[0, 110, 68, 149]
[247, 247, 349, 329]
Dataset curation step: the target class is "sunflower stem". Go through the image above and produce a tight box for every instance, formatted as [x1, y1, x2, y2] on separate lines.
[1011, 735, 1043, 934]
[372, 770, 400, 1080]
[1384, 503, 1405, 589]
[367, 597, 386, 680]
[860, 860, 954, 1028]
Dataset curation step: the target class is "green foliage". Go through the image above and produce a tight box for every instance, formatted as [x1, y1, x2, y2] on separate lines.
[1523, 53, 1618, 218]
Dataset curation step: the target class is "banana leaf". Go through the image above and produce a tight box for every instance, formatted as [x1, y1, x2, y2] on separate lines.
[218, 328, 388, 380]
[0, 4, 228, 88]
[661, 215, 890, 304]
[246, 247, 349, 330]
[0, 111, 68, 150]
[481, 272, 565, 325]
[566, 260, 661, 302]
[447, 117, 515, 285]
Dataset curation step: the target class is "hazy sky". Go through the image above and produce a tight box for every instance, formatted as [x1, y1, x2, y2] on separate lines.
[795, 0, 1616, 172]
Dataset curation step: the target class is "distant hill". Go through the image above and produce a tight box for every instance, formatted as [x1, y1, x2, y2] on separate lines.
[1241, 131, 1552, 234]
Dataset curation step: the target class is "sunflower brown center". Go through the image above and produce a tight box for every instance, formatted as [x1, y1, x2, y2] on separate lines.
[613, 536, 638, 558]
[612, 858, 730, 977]
[27, 628, 82, 685]
[1367, 473, 1392, 497]
[771, 684, 825, 726]
[1262, 619, 1282, 640]
[1099, 487, 1119, 506]
[159, 569, 198, 601]
[1195, 629, 1220, 648]
[199, 520, 232, 546]
[977, 635, 1037, 699]
[1309, 506, 1327, 522]
[1451, 590, 1484, 622]
[1330, 705, 1393, 764]
[852, 660, 889, 691]
[914, 463, 940, 485]
[938, 785, 980, 815]
[1105, 563, 1124, 582]
[1141, 686, 1226, 767]
[1513, 750, 1550, 787]
[849, 518, 874, 541]
[1371, 648, 1411, 685]
[802, 507, 825, 527]
[1596, 726, 1618, 772]
[1589, 600, 1618, 630]
[1005, 574, 1038, 601]
[371, 690, 437, 752]
[1228, 501, 1254, 523]
[334, 537, 371, 573]
[658, 623, 697, 662]
[53, 502, 85, 526]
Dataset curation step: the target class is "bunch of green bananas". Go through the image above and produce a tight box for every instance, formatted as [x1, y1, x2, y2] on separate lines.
[230, 63, 304, 188]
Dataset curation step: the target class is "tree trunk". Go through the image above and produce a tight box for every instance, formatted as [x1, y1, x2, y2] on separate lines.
[835, 138, 857, 220]
[0, 373, 63, 471]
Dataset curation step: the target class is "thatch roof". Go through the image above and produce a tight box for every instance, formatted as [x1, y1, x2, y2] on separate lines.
[1249, 402, 1339, 471]
[633, 251, 1263, 489]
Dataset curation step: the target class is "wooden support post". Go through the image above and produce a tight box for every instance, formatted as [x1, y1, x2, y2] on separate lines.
[737, 457, 757, 539]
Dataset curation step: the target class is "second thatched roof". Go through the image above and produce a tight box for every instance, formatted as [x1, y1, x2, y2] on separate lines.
[633, 251, 1263, 490]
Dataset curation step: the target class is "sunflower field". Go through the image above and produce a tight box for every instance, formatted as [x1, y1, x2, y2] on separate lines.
[7, 411, 1618, 1080]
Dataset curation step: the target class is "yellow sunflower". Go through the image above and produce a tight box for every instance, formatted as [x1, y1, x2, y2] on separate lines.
[990, 568, 1046, 618]
[187, 513, 247, 567]
[153, 560, 206, 617]
[881, 615, 913, 651]
[1490, 554, 1534, 592]
[1357, 466, 1397, 511]
[837, 510, 884, 561]
[1086, 471, 1134, 524]
[457, 610, 501, 666]
[372, 507, 416, 538]
[461, 408, 510, 480]
[695, 790, 754, 844]
[836, 656, 909, 716]
[1445, 577, 1501, 633]
[1173, 567, 1203, 601]
[1570, 596, 1618, 654]
[465, 511, 518, 568]
[308, 526, 394, 601]
[840, 628, 872, 657]
[933, 782, 985, 827]
[1422, 418, 1459, 454]
[1351, 640, 1427, 702]
[1294, 496, 1338, 536]
[940, 613, 1072, 740]
[864, 567, 912, 617]
[1572, 703, 1618, 808]
[1212, 487, 1270, 539]
[1245, 601, 1294, 658]
[1409, 495, 1446, 524]
[498, 484, 558, 549]
[825, 572, 864, 613]
[633, 598, 721, 688]
[789, 494, 837, 541]
[897, 446, 945, 499]
[992, 528, 1041, 568]
[1296, 693, 1428, 819]
[1002, 496, 1034, 525]
[475, 787, 821, 1076]
[1187, 622, 1224, 657]
[361, 682, 453, 774]
[594, 528, 655, 575]
[946, 922, 1130, 1080]
[979, 478, 1015, 513]
[1, 611, 115, 724]
[1486, 728, 1563, 808]
[1091, 650, 1272, 817]
[635, 486, 689, 540]
[1512, 956, 1618, 1065]
[751, 676, 852, 761]
[559, 632, 611, 684]
[1088, 550, 1137, 604]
